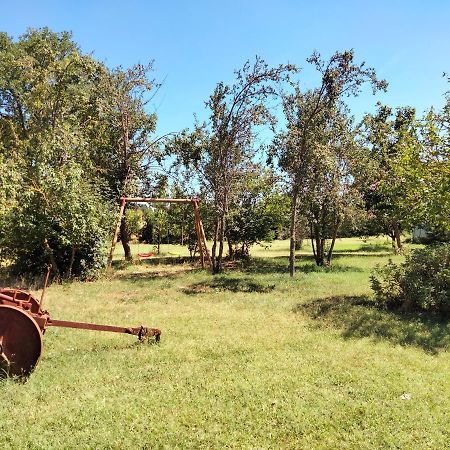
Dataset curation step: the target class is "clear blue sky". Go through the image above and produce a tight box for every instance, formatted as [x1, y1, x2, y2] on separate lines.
[2, 0, 449, 136]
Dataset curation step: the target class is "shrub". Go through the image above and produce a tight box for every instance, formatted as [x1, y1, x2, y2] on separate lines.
[0, 167, 113, 281]
[371, 243, 450, 315]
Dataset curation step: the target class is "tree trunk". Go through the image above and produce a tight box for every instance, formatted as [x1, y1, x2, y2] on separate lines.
[326, 220, 340, 266]
[211, 218, 219, 273]
[66, 246, 76, 279]
[392, 221, 402, 253]
[226, 231, 234, 259]
[289, 189, 298, 277]
[310, 223, 316, 260]
[313, 226, 324, 266]
[388, 230, 396, 248]
[120, 217, 132, 261]
[43, 238, 59, 278]
[215, 213, 225, 274]
[214, 186, 228, 274]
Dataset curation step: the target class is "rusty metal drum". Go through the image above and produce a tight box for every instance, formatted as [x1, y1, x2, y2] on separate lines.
[0, 305, 43, 377]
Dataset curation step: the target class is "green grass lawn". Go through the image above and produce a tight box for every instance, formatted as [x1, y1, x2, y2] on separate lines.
[1, 238, 449, 449]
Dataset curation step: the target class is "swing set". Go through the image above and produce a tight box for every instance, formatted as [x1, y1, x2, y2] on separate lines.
[107, 197, 211, 269]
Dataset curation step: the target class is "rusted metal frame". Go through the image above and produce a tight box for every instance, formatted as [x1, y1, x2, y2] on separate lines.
[107, 197, 127, 267]
[0, 292, 15, 302]
[108, 196, 212, 269]
[198, 210, 212, 267]
[1, 287, 162, 377]
[122, 197, 193, 204]
[47, 319, 161, 341]
[192, 200, 205, 268]
[192, 199, 212, 269]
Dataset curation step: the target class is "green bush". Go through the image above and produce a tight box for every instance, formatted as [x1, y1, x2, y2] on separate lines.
[371, 243, 450, 315]
[0, 167, 113, 281]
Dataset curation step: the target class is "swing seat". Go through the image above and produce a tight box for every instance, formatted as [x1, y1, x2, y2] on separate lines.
[137, 251, 155, 259]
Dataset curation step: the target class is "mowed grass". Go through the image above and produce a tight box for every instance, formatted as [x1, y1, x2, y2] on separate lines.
[1, 238, 449, 449]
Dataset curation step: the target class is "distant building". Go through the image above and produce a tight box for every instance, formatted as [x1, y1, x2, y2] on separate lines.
[412, 225, 430, 243]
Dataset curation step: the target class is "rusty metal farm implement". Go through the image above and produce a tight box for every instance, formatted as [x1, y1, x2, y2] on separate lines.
[0, 196, 209, 378]
[0, 282, 161, 377]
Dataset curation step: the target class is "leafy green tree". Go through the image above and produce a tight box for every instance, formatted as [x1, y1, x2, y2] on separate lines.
[170, 57, 295, 272]
[140, 207, 155, 244]
[0, 28, 112, 278]
[92, 63, 159, 260]
[227, 167, 290, 257]
[125, 208, 145, 239]
[417, 103, 450, 233]
[357, 93, 450, 246]
[3, 163, 111, 278]
[273, 50, 387, 274]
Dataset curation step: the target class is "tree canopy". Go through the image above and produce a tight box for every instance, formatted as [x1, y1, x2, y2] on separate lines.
[0, 28, 448, 280]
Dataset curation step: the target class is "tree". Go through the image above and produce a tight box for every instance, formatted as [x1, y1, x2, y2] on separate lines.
[417, 98, 450, 233]
[302, 108, 363, 266]
[359, 105, 422, 250]
[93, 63, 159, 260]
[170, 57, 295, 273]
[125, 208, 145, 240]
[273, 50, 387, 275]
[227, 166, 290, 257]
[0, 28, 112, 279]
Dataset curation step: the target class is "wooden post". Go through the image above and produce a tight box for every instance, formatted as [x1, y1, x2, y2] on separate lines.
[192, 199, 205, 268]
[198, 214, 212, 267]
[107, 196, 211, 269]
[107, 197, 127, 268]
[192, 199, 212, 269]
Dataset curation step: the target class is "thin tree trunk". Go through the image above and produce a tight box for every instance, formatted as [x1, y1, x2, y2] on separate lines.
[211, 218, 219, 273]
[319, 239, 325, 266]
[120, 217, 132, 260]
[216, 214, 225, 273]
[226, 231, 234, 259]
[289, 189, 298, 277]
[388, 230, 396, 248]
[215, 186, 228, 274]
[43, 238, 59, 278]
[326, 220, 340, 266]
[314, 226, 323, 266]
[66, 246, 76, 279]
[392, 221, 402, 253]
[310, 223, 317, 260]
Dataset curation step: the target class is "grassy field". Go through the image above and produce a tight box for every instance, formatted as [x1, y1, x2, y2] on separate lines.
[1, 238, 449, 449]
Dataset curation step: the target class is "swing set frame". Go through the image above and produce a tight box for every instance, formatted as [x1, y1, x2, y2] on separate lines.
[107, 197, 211, 269]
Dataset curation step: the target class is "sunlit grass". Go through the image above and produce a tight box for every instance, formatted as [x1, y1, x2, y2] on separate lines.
[1, 238, 448, 449]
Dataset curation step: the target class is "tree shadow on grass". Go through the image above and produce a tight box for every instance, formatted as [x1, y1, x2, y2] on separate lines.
[330, 252, 394, 258]
[338, 243, 393, 253]
[300, 263, 363, 274]
[182, 277, 276, 295]
[115, 269, 191, 283]
[111, 256, 195, 270]
[243, 258, 289, 274]
[243, 257, 363, 275]
[294, 296, 450, 354]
